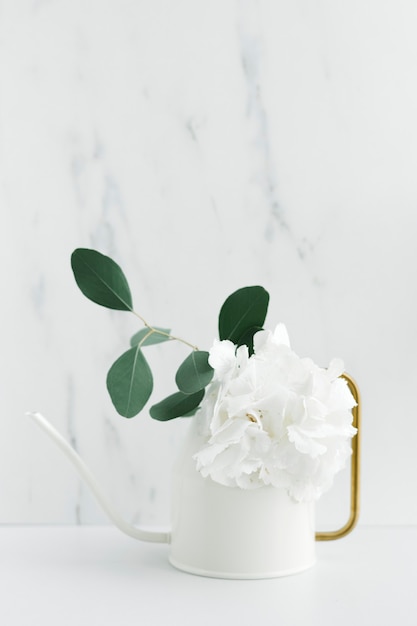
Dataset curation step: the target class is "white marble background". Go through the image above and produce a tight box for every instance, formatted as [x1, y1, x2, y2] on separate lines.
[0, 0, 416, 531]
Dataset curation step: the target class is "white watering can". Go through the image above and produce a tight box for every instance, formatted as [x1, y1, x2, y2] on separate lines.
[27, 373, 360, 580]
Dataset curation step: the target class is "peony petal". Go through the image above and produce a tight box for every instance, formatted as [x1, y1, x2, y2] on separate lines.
[273, 323, 291, 347]
[329, 378, 357, 410]
[326, 358, 345, 380]
[210, 417, 253, 444]
[194, 441, 227, 469]
[208, 339, 237, 377]
[287, 425, 327, 457]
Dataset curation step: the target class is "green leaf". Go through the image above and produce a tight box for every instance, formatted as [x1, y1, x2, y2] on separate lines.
[236, 325, 263, 356]
[130, 327, 171, 347]
[181, 406, 201, 418]
[175, 351, 214, 394]
[150, 389, 205, 421]
[71, 248, 133, 311]
[218, 286, 269, 344]
[106, 345, 153, 418]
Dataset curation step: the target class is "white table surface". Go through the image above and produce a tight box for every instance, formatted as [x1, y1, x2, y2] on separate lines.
[0, 525, 415, 626]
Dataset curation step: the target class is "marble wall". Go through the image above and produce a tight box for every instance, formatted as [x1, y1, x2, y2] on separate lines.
[1, 0, 416, 529]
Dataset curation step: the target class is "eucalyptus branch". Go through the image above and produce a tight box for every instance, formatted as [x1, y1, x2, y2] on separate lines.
[70, 248, 268, 421]
[132, 310, 199, 351]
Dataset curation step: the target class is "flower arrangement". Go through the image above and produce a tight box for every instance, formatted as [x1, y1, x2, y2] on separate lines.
[71, 248, 357, 503]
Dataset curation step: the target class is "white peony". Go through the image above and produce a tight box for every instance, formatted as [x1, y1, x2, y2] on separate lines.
[193, 325, 357, 502]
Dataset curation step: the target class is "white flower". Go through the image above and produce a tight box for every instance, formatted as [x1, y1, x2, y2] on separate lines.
[193, 325, 357, 502]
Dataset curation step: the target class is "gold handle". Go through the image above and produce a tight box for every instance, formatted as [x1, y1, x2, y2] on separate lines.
[315, 372, 361, 541]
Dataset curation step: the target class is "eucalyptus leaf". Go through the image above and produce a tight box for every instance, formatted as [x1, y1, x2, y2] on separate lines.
[175, 351, 213, 394]
[130, 327, 171, 347]
[181, 406, 201, 418]
[106, 345, 153, 418]
[218, 286, 269, 344]
[71, 248, 133, 311]
[236, 325, 263, 356]
[150, 389, 205, 421]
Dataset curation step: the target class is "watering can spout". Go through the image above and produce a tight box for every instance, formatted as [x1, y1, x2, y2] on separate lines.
[26, 412, 171, 545]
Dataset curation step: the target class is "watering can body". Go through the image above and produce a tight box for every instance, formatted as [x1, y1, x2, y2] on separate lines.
[169, 420, 316, 578]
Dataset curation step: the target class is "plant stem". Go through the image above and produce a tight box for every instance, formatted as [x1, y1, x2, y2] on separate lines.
[137, 328, 156, 348]
[132, 311, 199, 351]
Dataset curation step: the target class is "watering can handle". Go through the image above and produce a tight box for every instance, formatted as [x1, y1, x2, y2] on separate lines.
[26, 412, 171, 544]
[315, 372, 361, 541]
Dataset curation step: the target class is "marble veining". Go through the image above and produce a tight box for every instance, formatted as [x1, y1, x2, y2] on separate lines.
[237, 0, 288, 239]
